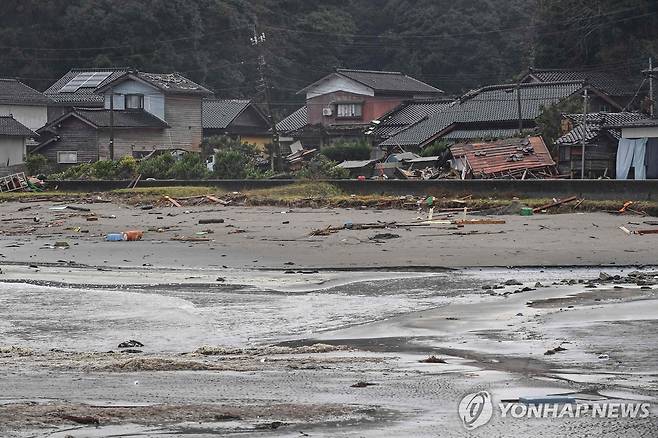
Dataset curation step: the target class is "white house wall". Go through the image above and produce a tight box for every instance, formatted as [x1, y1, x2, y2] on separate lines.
[0, 104, 47, 131]
[103, 80, 165, 120]
[306, 75, 374, 99]
[0, 136, 25, 166]
[621, 127, 658, 138]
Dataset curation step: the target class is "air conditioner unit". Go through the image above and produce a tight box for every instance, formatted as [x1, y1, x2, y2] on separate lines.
[322, 107, 333, 116]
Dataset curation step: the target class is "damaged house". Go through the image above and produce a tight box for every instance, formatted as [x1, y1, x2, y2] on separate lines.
[35, 70, 212, 166]
[377, 80, 622, 152]
[521, 67, 645, 111]
[449, 136, 557, 179]
[555, 112, 650, 178]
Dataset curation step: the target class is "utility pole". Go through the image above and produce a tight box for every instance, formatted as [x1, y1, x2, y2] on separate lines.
[580, 87, 588, 179]
[650, 58, 655, 118]
[516, 82, 523, 135]
[109, 86, 115, 160]
[251, 23, 280, 172]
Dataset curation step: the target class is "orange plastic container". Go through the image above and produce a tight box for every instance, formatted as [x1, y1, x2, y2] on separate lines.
[122, 230, 144, 241]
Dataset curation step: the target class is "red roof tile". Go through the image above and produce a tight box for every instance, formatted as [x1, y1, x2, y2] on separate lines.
[450, 136, 555, 177]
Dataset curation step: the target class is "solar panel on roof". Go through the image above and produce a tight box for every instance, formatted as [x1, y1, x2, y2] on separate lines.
[59, 71, 112, 93]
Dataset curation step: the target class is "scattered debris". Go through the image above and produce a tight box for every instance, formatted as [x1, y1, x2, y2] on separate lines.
[171, 236, 212, 242]
[118, 340, 144, 348]
[544, 345, 568, 355]
[418, 355, 447, 364]
[533, 196, 578, 213]
[164, 196, 181, 208]
[351, 381, 377, 388]
[255, 421, 286, 430]
[199, 219, 225, 224]
[59, 414, 100, 425]
[370, 233, 400, 240]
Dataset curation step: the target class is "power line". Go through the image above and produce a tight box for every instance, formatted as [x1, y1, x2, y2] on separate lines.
[263, 8, 657, 41]
[0, 25, 252, 52]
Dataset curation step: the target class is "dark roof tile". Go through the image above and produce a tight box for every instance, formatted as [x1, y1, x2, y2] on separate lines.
[527, 68, 640, 97]
[134, 72, 213, 95]
[66, 109, 169, 129]
[202, 99, 251, 129]
[44, 68, 128, 106]
[277, 106, 308, 133]
[0, 78, 50, 106]
[381, 81, 586, 147]
[0, 115, 36, 137]
[336, 69, 442, 94]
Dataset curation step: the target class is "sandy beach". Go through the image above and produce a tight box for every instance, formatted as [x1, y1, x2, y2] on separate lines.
[1, 199, 657, 437]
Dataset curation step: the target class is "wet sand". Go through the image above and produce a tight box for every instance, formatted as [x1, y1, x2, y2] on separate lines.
[1, 200, 658, 437]
[1, 201, 657, 269]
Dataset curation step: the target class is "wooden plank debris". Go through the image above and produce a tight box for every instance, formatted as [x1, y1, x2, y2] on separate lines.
[453, 219, 506, 225]
[532, 196, 578, 213]
[164, 196, 181, 208]
[635, 229, 658, 235]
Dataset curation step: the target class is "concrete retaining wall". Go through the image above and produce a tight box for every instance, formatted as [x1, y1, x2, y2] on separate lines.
[46, 179, 658, 201]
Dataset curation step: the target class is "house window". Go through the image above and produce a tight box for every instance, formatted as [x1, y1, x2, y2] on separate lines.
[336, 103, 362, 119]
[57, 151, 78, 164]
[125, 94, 144, 110]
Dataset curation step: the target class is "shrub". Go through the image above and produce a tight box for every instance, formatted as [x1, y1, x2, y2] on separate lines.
[295, 154, 349, 180]
[49, 163, 94, 180]
[320, 140, 371, 163]
[213, 149, 249, 179]
[137, 153, 175, 179]
[25, 154, 48, 176]
[116, 156, 138, 179]
[168, 153, 208, 179]
[92, 160, 118, 179]
[420, 140, 451, 157]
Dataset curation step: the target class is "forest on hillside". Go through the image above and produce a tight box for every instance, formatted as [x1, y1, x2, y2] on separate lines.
[1, 0, 657, 113]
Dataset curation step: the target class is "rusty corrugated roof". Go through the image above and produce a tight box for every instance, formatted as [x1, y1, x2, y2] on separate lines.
[450, 136, 555, 177]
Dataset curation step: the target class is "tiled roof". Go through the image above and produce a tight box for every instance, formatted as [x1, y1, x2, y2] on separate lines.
[443, 128, 525, 140]
[202, 99, 251, 129]
[0, 79, 50, 106]
[0, 115, 36, 137]
[372, 100, 453, 139]
[527, 68, 640, 97]
[602, 115, 658, 128]
[50, 108, 170, 129]
[336, 69, 443, 95]
[132, 72, 212, 95]
[450, 136, 555, 177]
[381, 81, 586, 147]
[555, 124, 601, 146]
[44, 68, 128, 106]
[557, 112, 650, 145]
[277, 106, 308, 133]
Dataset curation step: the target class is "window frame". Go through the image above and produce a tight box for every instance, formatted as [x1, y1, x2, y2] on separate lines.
[125, 94, 144, 110]
[335, 102, 363, 119]
[57, 151, 78, 164]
